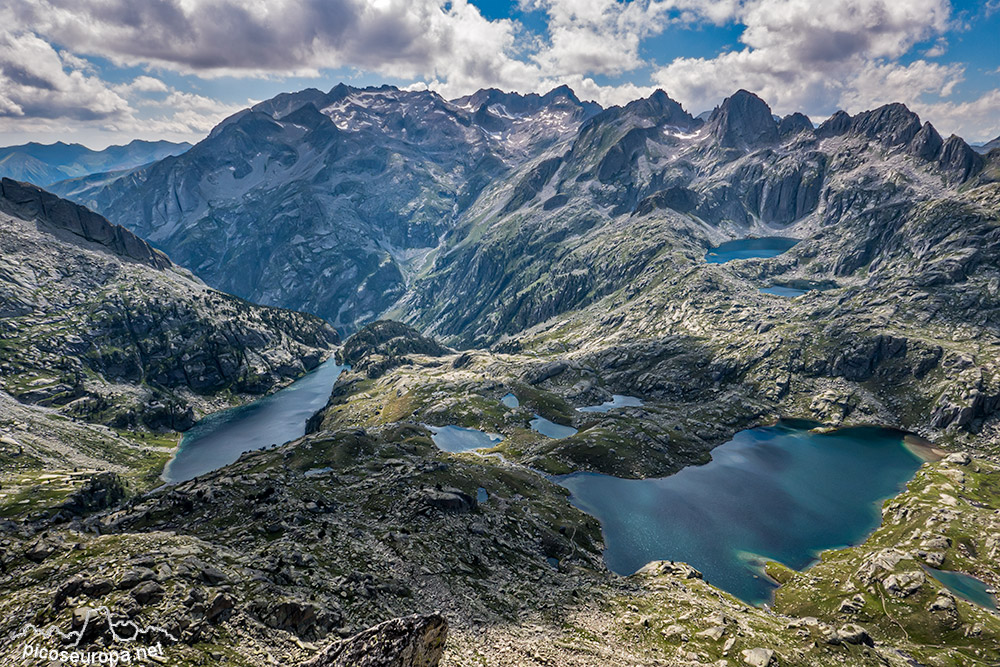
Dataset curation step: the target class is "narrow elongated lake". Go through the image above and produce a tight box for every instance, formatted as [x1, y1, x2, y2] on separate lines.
[556, 421, 926, 605]
[162, 359, 345, 483]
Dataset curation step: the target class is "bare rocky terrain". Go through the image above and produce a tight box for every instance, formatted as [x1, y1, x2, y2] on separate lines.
[2, 85, 1000, 666]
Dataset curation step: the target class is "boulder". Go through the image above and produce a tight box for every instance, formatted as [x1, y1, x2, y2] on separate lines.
[131, 580, 165, 605]
[944, 452, 971, 465]
[928, 593, 957, 612]
[118, 567, 156, 590]
[412, 487, 476, 513]
[836, 624, 873, 646]
[741, 647, 776, 667]
[204, 593, 236, 624]
[59, 472, 126, 516]
[884, 571, 925, 598]
[838, 594, 866, 614]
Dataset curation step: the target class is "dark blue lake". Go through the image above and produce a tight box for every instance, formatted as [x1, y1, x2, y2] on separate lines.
[163, 359, 345, 483]
[556, 421, 925, 605]
[706, 237, 799, 263]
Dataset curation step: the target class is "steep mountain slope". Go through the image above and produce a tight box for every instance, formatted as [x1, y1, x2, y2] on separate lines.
[0, 140, 191, 187]
[401, 91, 989, 344]
[55, 84, 598, 332]
[0, 178, 338, 442]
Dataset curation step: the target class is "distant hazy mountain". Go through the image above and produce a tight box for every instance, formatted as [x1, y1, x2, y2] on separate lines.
[973, 134, 1000, 154]
[0, 139, 191, 186]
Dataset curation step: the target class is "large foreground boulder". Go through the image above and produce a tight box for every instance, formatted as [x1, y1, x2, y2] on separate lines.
[300, 613, 447, 667]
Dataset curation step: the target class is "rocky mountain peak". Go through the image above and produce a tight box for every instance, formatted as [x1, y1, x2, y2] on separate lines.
[778, 112, 814, 137]
[456, 85, 596, 118]
[816, 110, 852, 137]
[281, 102, 337, 129]
[849, 102, 922, 146]
[328, 82, 353, 101]
[938, 134, 985, 181]
[908, 121, 944, 161]
[619, 89, 697, 129]
[541, 84, 580, 104]
[708, 89, 778, 148]
[0, 177, 170, 269]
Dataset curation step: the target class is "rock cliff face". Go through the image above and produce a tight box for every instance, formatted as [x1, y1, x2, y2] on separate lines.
[0, 183, 338, 432]
[0, 178, 170, 269]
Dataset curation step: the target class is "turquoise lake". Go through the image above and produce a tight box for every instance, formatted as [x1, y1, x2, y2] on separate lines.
[923, 565, 998, 610]
[163, 359, 345, 483]
[706, 237, 799, 263]
[555, 421, 925, 605]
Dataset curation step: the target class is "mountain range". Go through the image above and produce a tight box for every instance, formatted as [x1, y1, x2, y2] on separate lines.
[0, 139, 191, 188]
[46, 83, 1000, 454]
[1, 82, 999, 667]
[51, 85, 994, 342]
[974, 134, 1000, 154]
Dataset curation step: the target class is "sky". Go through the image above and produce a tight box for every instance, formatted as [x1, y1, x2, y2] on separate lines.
[0, 0, 998, 149]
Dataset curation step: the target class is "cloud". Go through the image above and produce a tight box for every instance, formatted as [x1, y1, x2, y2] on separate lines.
[0, 0, 998, 143]
[0, 30, 130, 120]
[5, 0, 532, 83]
[923, 37, 948, 58]
[124, 76, 169, 94]
[0, 25, 243, 146]
[912, 89, 1000, 143]
[523, 0, 669, 77]
[653, 0, 956, 115]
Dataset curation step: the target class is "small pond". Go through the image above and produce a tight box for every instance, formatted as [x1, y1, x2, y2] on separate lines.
[923, 565, 998, 611]
[530, 416, 578, 439]
[427, 425, 503, 453]
[578, 395, 644, 413]
[759, 286, 807, 298]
